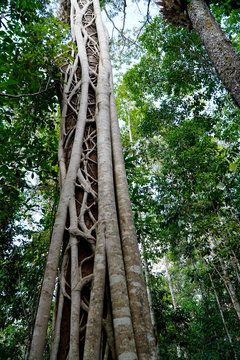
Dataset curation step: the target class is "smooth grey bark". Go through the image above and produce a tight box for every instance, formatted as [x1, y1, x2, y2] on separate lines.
[187, 0, 240, 108]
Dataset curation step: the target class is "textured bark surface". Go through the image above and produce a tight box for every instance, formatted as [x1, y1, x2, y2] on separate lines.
[188, 0, 240, 108]
[28, 0, 157, 359]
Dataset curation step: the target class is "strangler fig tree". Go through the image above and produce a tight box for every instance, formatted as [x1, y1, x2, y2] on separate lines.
[28, 0, 157, 359]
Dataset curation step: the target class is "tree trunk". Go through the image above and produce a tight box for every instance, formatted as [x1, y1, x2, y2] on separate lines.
[28, 0, 157, 359]
[140, 237, 156, 330]
[209, 237, 240, 322]
[232, 251, 240, 281]
[218, 257, 240, 321]
[164, 255, 177, 309]
[188, 0, 240, 108]
[208, 272, 237, 360]
[127, 108, 133, 143]
[164, 255, 183, 358]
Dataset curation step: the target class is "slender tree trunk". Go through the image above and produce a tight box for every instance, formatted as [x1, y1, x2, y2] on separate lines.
[212, 260, 240, 321]
[218, 257, 240, 321]
[164, 255, 177, 309]
[232, 250, 240, 278]
[230, 256, 240, 285]
[127, 108, 133, 143]
[188, 0, 240, 108]
[223, 230, 240, 284]
[209, 237, 240, 321]
[29, 0, 157, 359]
[140, 239, 156, 328]
[143, 253, 155, 326]
[209, 272, 238, 360]
[164, 255, 183, 358]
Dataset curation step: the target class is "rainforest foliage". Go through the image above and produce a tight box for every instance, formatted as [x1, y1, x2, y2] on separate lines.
[1, 0, 240, 359]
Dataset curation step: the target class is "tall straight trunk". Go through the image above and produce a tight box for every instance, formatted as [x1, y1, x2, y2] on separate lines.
[232, 251, 240, 282]
[209, 237, 240, 321]
[208, 272, 237, 360]
[164, 255, 183, 358]
[127, 108, 133, 143]
[28, 0, 157, 359]
[230, 256, 240, 284]
[164, 255, 177, 309]
[218, 257, 240, 321]
[143, 250, 155, 327]
[187, 0, 240, 108]
[139, 236, 156, 331]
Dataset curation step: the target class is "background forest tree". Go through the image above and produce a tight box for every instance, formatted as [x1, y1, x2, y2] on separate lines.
[1, 0, 240, 359]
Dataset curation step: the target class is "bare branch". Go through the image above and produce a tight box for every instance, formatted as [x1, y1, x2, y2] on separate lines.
[0, 78, 53, 98]
[104, 8, 137, 45]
